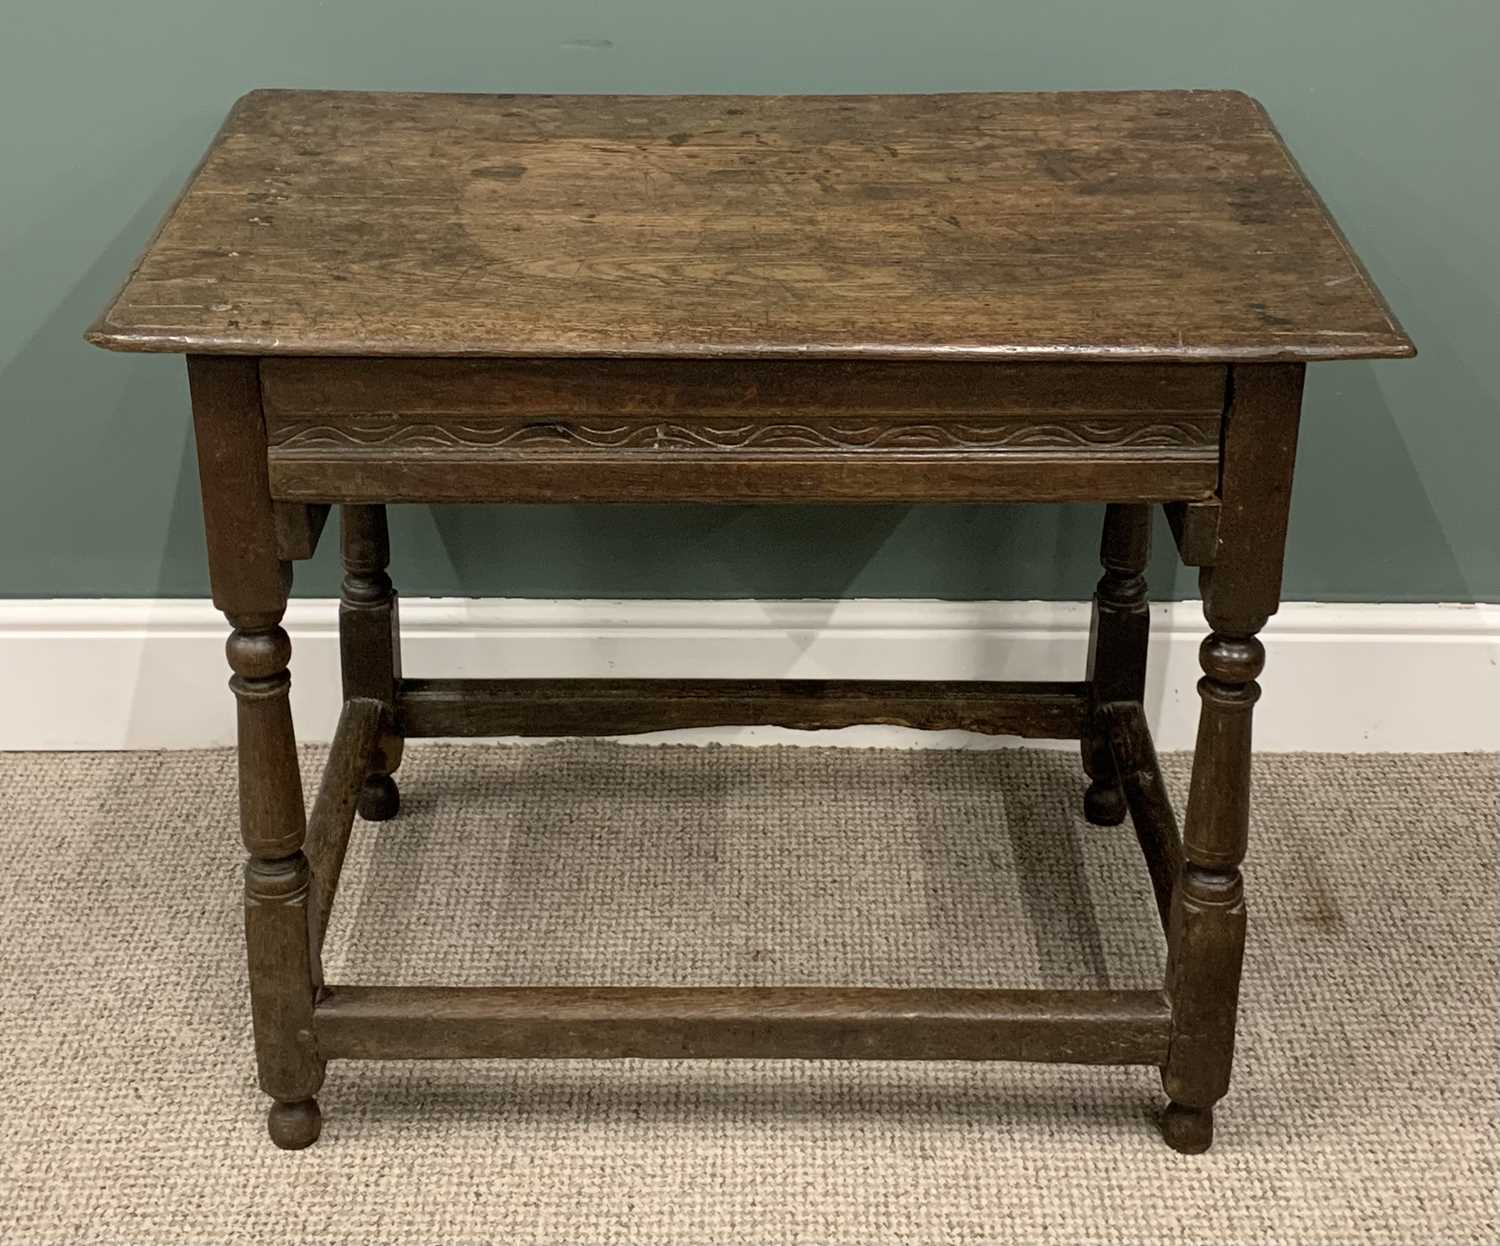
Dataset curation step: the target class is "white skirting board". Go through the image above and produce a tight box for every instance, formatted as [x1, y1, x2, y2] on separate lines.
[1, 598, 1496, 752]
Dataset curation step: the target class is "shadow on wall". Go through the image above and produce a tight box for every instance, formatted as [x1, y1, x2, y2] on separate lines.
[1, 158, 208, 596]
[1291, 362, 1467, 601]
[411, 501, 1122, 600]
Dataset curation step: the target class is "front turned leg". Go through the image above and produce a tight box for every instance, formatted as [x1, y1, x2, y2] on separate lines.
[1159, 362, 1305, 1153]
[340, 504, 403, 821]
[228, 612, 325, 1149]
[189, 355, 326, 1148]
[1160, 629, 1261, 1153]
[1082, 503, 1151, 825]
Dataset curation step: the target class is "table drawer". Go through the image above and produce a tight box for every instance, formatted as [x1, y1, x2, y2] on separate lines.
[260, 358, 1226, 504]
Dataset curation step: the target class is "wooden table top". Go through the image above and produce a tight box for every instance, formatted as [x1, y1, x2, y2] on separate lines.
[88, 89, 1413, 363]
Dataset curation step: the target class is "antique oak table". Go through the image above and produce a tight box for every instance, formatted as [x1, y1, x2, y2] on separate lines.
[88, 89, 1413, 1152]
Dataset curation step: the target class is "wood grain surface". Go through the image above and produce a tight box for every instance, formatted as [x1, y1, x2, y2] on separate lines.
[395, 676, 1091, 739]
[89, 89, 1413, 362]
[313, 985, 1173, 1064]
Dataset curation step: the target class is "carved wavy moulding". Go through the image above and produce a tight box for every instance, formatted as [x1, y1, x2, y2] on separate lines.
[268, 415, 1221, 455]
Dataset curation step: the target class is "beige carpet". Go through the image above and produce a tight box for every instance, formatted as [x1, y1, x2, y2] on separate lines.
[1, 743, 1495, 1244]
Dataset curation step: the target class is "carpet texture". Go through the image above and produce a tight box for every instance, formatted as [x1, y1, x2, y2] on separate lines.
[0, 743, 1494, 1244]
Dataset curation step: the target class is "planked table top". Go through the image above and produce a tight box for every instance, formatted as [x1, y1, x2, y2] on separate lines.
[88, 89, 1413, 363]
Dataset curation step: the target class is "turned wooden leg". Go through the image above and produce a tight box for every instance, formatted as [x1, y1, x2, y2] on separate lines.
[1160, 629, 1260, 1152]
[1159, 362, 1304, 1153]
[340, 504, 403, 821]
[1082, 502, 1151, 826]
[229, 613, 324, 1149]
[190, 356, 325, 1148]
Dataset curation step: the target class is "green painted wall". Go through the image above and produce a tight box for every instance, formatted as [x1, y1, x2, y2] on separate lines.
[3, 2, 1495, 601]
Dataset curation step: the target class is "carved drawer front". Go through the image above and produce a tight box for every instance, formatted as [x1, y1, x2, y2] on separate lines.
[260, 358, 1226, 504]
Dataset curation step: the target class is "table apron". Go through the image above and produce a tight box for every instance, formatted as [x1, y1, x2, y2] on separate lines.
[259, 357, 1226, 504]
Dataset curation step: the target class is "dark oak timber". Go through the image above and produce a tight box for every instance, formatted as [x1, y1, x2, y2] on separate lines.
[398, 677, 1091, 740]
[92, 90, 1413, 1153]
[1081, 503, 1153, 825]
[270, 454, 1217, 506]
[1164, 501, 1219, 568]
[1102, 701, 1184, 931]
[260, 356, 1227, 420]
[272, 502, 329, 562]
[1160, 362, 1306, 1154]
[305, 697, 383, 950]
[263, 357, 1225, 505]
[315, 986, 1172, 1064]
[90, 90, 1412, 362]
[339, 505, 403, 820]
[188, 356, 324, 1150]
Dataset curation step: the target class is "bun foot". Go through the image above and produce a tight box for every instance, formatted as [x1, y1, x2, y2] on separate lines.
[1083, 779, 1127, 826]
[358, 773, 400, 822]
[268, 1097, 322, 1150]
[1160, 1102, 1214, 1154]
